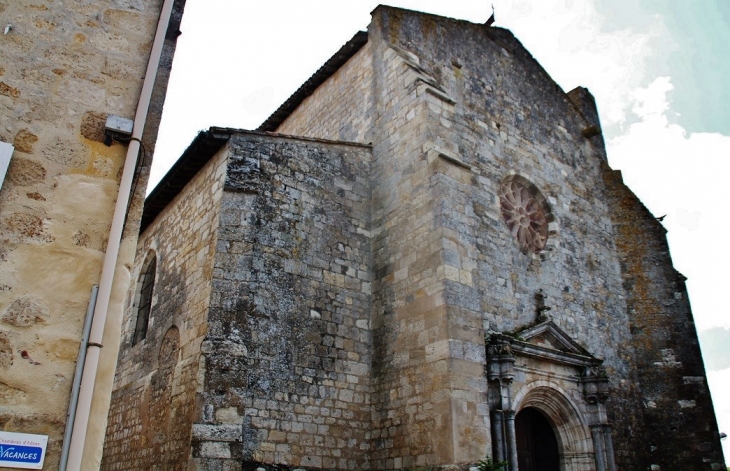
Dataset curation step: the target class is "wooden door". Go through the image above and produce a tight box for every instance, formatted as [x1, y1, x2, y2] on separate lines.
[515, 408, 560, 471]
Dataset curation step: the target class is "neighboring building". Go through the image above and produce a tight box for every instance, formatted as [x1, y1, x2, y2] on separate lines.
[102, 6, 725, 471]
[0, 0, 185, 469]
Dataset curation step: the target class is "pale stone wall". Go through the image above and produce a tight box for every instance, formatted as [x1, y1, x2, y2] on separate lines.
[275, 16, 481, 467]
[367, 9, 638, 467]
[362, 7, 721, 469]
[277, 42, 374, 144]
[0, 0, 171, 469]
[102, 146, 228, 470]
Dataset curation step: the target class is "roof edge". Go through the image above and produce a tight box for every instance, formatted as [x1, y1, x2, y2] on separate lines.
[141, 127, 372, 233]
[141, 128, 233, 233]
[257, 31, 368, 132]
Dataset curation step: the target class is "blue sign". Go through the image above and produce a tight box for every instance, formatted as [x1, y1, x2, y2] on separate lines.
[0, 445, 42, 464]
[0, 431, 47, 469]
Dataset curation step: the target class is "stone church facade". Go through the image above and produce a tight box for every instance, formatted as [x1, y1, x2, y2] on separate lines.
[102, 6, 725, 471]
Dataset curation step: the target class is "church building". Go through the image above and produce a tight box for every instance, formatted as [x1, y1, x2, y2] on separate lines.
[101, 6, 725, 471]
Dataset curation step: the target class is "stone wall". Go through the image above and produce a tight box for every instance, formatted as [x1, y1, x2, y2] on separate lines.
[376, 11, 641, 464]
[101, 145, 227, 470]
[366, 9, 722, 469]
[272, 6, 660, 469]
[277, 42, 374, 144]
[193, 133, 373, 470]
[276, 13, 480, 466]
[602, 165, 724, 470]
[0, 0, 182, 468]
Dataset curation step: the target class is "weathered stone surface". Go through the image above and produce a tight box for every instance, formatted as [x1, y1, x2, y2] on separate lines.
[192, 424, 242, 442]
[602, 165, 723, 470]
[73, 230, 91, 247]
[0, 381, 27, 404]
[37, 336, 81, 361]
[4, 212, 50, 242]
[1, 296, 50, 327]
[41, 136, 87, 168]
[0, 81, 20, 97]
[13, 129, 39, 153]
[0, 0, 186, 468]
[26, 192, 46, 201]
[102, 144, 226, 471]
[80, 111, 108, 142]
[6, 157, 46, 186]
[204, 135, 373, 470]
[0, 330, 14, 367]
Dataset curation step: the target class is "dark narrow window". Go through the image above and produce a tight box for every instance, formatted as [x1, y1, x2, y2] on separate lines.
[133, 255, 156, 344]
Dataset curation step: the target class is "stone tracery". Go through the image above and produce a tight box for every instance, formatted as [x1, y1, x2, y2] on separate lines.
[499, 176, 552, 254]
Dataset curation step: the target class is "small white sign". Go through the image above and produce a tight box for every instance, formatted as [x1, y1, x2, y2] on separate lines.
[0, 431, 48, 470]
[0, 141, 14, 190]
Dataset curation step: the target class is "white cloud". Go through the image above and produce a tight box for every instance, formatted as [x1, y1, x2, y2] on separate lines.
[607, 76, 730, 330]
[631, 76, 673, 118]
[499, 0, 667, 131]
[675, 209, 701, 231]
[707, 368, 730, 459]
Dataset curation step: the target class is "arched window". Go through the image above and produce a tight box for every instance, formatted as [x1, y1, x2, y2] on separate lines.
[133, 254, 157, 345]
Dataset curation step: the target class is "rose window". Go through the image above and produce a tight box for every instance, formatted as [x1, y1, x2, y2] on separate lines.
[499, 177, 551, 254]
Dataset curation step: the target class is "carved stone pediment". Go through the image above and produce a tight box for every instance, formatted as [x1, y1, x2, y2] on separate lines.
[518, 320, 591, 355]
[491, 321, 601, 368]
[486, 321, 609, 406]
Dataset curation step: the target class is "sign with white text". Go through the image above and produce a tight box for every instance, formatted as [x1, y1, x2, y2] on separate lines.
[0, 431, 48, 469]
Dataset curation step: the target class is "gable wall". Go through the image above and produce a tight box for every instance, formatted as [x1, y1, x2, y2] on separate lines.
[276, 7, 640, 468]
[375, 8, 722, 469]
[367, 7, 643, 467]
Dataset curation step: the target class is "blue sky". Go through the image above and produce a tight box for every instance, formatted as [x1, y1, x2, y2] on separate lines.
[594, 0, 730, 136]
[151, 0, 730, 458]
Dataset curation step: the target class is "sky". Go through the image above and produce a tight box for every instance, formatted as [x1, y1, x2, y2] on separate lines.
[151, 0, 730, 458]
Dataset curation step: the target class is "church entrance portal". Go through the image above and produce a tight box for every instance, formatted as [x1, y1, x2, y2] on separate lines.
[516, 407, 560, 471]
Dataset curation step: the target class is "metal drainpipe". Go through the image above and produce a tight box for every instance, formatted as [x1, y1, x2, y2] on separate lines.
[63, 0, 175, 468]
[59, 285, 99, 471]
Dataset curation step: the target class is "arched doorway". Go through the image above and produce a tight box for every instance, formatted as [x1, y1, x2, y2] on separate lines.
[516, 407, 560, 471]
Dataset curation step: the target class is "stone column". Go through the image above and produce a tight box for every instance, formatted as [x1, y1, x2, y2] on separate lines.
[487, 336, 516, 467]
[504, 409, 518, 471]
[603, 424, 617, 471]
[591, 424, 606, 471]
[491, 409, 505, 462]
